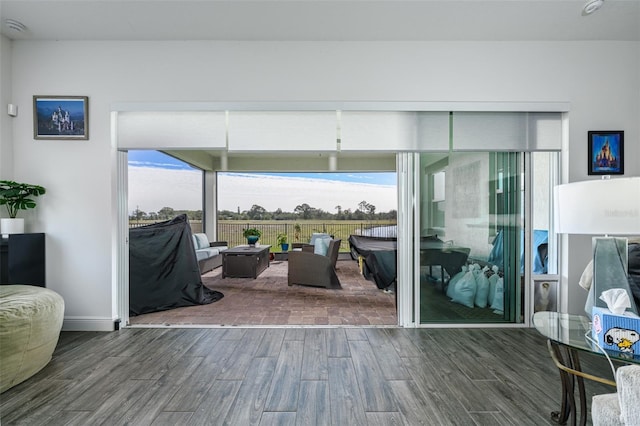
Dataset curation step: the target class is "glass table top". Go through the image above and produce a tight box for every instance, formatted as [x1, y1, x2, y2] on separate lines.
[533, 311, 640, 364]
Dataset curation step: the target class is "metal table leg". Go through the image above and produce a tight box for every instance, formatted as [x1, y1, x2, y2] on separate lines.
[547, 340, 616, 426]
[549, 341, 574, 425]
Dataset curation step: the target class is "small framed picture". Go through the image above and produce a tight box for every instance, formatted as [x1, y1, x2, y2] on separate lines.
[533, 275, 559, 313]
[33, 96, 89, 140]
[588, 130, 623, 175]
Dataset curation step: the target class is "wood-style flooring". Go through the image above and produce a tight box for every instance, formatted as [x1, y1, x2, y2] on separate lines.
[0, 327, 616, 425]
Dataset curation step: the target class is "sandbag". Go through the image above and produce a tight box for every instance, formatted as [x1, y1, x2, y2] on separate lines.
[450, 269, 477, 309]
[474, 266, 490, 308]
[446, 265, 467, 299]
[491, 277, 504, 313]
[488, 266, 500, 305]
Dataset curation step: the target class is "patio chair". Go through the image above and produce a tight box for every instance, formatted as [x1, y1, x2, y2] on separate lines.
[288, 239, 342, 289]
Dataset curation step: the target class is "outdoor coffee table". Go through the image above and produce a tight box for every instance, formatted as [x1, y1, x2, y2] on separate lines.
[222, 245, 271, 279]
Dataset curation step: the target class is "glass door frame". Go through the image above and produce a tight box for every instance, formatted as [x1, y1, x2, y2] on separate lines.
[399, 151, 559, 328]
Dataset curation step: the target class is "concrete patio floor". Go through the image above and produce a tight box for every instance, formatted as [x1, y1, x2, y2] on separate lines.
[129, 258, 397, 327]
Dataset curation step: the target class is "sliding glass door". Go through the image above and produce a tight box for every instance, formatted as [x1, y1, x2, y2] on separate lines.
[418, 151, 523, 324]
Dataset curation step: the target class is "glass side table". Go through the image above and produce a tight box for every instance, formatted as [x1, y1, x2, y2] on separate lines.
[533, 311, 640, 426]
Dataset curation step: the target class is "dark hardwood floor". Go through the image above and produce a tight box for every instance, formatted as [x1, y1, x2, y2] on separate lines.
[0, 327, 616, 425]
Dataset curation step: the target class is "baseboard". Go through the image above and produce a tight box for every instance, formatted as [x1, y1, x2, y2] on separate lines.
[62, 317, 119, 332]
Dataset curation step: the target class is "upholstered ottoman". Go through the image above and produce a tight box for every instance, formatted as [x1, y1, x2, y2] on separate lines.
[0, 285, 64, 393]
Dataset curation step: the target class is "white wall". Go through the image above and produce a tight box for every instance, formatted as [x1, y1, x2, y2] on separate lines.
[0, 35, 13, 179]
[443, 153, 493, 259]
[6, 40, 640, 328]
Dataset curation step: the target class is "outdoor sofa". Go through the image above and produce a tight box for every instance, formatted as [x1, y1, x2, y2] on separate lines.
[192, 233, 228, 274]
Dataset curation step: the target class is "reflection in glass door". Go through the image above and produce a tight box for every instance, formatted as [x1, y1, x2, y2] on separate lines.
[418, 152, 523, 324]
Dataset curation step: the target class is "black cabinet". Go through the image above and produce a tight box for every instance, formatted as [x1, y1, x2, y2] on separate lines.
[0, 233, 45, 287]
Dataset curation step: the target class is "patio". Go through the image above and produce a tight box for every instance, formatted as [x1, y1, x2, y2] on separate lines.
[129, 258, 397, 327]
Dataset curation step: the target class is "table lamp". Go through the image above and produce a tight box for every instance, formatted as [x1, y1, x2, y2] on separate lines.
[554, 177, 640, 316]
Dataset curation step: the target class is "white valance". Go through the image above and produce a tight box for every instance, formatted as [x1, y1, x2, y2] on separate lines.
[340, 111, 449, 152]
[227, 111, 337, 152]
[117, 111, 226, 149]
[452, 112, 562, 151]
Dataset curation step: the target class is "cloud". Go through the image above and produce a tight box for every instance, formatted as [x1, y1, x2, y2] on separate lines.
[128, 167, 397, 214]
[128, 167, 202, 214]
[219, 173, 397, 213]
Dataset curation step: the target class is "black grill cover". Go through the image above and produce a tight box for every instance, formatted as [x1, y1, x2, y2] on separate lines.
[349, 234, 470, 290]
[349, 235, 398, 289]
[129, 214, 223, 316]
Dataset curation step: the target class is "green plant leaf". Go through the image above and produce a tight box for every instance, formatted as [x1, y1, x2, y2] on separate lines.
[0, 180, 46, 218]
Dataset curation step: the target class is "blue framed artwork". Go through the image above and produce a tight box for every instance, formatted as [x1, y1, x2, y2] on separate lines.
[33, 96, 89, 140]
[588, 130, 624, 175]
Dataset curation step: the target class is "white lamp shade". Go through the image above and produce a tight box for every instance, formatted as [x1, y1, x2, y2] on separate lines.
[554, 177, 640, 235]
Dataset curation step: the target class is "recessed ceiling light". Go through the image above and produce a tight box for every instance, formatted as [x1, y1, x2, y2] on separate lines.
[4, 19, 27, 33]
[582, 0, 605, 16]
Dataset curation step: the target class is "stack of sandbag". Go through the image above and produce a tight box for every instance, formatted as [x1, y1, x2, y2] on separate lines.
[446, 263, 504, 314]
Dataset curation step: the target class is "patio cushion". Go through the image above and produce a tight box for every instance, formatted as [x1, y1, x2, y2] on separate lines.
[193, 233, 210, 250]
[314, 236, 330, 256]
[195, 247, 221, 261]
[310, 233, 331, 245]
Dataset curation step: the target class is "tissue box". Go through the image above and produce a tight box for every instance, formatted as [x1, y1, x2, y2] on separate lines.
[592, 307, 640, 355]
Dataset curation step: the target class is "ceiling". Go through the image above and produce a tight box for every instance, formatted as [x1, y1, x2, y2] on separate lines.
[1, 0, 639, 42]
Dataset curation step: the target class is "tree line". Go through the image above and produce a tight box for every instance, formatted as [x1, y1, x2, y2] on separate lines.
[130, 206, 203, 222]
[130, 201, 397, 222]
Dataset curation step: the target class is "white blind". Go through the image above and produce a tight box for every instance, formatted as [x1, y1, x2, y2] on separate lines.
[416, 112, 450, 151]
[452, 112, 562, 151]
[227, 111, 337, 152]
[340, 111, 449, 152]
[117, 111, 226, 149]
[526, 112, 563, 151]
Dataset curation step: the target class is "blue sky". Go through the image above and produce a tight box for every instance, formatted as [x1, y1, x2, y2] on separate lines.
[127, 151, 396, 186]
[128, 151, 196, 170]
[127, 151, 397, 213]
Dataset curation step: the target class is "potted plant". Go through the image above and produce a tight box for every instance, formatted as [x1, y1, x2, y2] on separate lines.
[242, 227, 262, 246]
[0, 180, 46, 237]
[276, 233, 289, 251]
[294, 224, 301, 242]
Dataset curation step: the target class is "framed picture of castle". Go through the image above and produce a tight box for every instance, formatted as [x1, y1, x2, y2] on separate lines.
[588, 130, 624, 175]
[33, 96, 89, 140]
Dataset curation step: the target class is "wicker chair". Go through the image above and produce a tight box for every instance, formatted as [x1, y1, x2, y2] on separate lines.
[288, 239, 341, 289]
